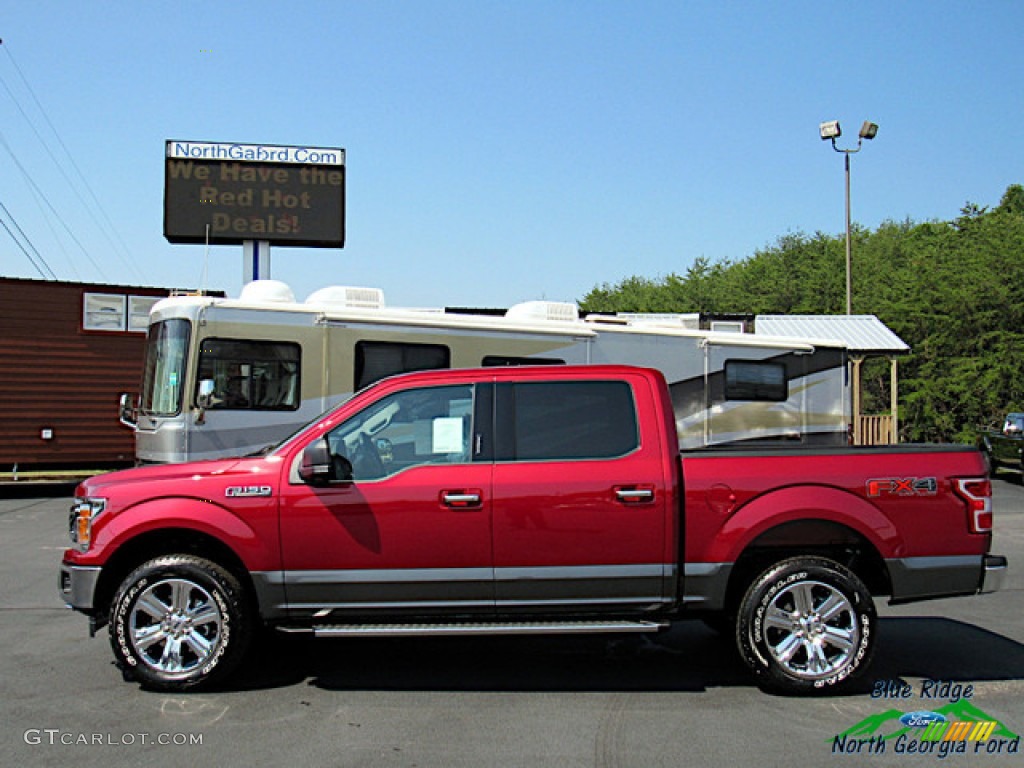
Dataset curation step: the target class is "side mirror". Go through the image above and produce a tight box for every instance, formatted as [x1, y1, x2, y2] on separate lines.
[118, 393, 138, 428]
[299, 438, 354, 486]
[197, 379, 216, 409]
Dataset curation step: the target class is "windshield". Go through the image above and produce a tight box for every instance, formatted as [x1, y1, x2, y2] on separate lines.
[140, 319, 191, 416]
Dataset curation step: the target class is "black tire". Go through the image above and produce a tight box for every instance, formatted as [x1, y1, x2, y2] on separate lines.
[109, 555, 252, 691]
[736, 557, 876, 695]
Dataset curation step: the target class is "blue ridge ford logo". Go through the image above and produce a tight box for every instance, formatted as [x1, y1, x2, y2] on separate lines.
[831, 685, 1020, 758]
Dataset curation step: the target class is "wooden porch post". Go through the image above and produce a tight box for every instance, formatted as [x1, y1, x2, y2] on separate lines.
[852, 357, 863, 445]
[890, 356, 899, 444]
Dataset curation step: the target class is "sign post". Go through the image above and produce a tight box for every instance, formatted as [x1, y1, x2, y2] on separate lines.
[243, 240, 271, 282]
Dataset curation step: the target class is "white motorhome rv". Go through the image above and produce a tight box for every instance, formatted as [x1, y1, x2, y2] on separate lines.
[120, 280, 849, 463]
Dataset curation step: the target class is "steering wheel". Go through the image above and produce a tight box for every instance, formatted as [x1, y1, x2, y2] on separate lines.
[351, 432, 386, 479]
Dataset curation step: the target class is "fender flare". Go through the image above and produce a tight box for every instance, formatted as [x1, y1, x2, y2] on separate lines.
[91, 496, 277, 572]
[707, 485, 902, 566]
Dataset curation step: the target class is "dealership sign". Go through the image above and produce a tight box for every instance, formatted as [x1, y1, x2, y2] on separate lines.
[163, 140, 345, 247]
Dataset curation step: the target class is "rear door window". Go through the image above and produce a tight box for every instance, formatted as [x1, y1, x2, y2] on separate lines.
[494, 380, 639, 461]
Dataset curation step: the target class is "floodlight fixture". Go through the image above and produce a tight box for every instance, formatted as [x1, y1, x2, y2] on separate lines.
[819, 120, 841, 140]
[818, 118, 879, 316]
[859, 121, 879, 140]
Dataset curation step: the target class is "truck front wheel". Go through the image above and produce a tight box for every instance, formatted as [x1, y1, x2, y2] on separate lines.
[736, 557, 875, 695]
[109, 555, 252, 691]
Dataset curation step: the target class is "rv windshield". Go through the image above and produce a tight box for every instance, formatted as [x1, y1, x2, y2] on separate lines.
[140, 319, 191, 416]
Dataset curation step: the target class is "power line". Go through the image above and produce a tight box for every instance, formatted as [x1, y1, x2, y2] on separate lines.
[0, 197, 57, 279]
[0, 61, 79, 279]
[22, 169, 81, 280]
[0, 129, 108, 280]
[0, 39, 143, 281]
[0, 214, 50, 278]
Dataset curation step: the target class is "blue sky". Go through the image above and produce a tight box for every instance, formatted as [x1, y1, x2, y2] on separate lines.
[1, 1, 1021, 308]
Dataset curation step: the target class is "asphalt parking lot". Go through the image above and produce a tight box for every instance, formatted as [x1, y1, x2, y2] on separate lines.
[2, 477, 1022, 768]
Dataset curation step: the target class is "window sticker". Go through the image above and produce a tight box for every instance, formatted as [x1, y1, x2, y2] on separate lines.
[432, 417, 464, 454]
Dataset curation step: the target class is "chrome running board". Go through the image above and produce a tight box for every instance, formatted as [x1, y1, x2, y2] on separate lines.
[289, 619, 667, 638]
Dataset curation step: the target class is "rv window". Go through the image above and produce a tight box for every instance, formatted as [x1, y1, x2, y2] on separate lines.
[140, 319, 191, 416]
[354, 341, 450, 390]
[196, 339, 301, 411]
[724, 360, 787, 402]
[494, 381, 639, 461]
[482, 356, 565, 367]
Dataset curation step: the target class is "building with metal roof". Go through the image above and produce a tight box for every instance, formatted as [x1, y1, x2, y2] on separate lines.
[755, 315, 909, 445]
[755, 315, 909, 355]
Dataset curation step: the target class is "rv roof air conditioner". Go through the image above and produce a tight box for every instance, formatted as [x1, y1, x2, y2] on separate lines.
[505, 300, 579, 323]
[239, 280, 296, 304]
[306, 285, 386, 310]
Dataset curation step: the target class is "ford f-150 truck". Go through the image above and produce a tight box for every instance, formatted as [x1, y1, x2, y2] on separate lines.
[61, 365, 1007, 694]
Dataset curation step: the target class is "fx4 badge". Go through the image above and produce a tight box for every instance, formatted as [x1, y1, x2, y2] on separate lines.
[866, 477, 938, 497]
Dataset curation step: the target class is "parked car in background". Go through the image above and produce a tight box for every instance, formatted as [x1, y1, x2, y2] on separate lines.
[978, 412, 1024, 476]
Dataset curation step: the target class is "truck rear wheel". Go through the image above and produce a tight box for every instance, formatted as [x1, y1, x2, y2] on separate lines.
[109, 555, 252, 691]
[736, 557, 875, 694]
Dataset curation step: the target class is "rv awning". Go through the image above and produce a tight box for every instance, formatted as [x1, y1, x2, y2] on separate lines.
[755, 315, 910, 356]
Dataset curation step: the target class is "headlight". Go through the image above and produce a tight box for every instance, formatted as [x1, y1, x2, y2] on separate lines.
[69, 498, 106, 552]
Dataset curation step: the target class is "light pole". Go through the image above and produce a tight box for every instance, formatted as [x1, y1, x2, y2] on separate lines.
[819, 120, 878, 315]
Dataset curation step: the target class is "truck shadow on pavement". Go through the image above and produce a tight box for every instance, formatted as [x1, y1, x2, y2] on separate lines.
[869, 617, 1024, 683]
[226, 616, 1024, 696]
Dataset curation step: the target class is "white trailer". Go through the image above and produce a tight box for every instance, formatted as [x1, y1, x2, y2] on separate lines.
[121, 280, 849, 463]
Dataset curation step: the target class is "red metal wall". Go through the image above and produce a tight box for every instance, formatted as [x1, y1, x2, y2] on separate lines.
[0, 278, 171, 468]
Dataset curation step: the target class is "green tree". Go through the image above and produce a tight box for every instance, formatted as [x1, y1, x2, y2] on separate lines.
[996, 184, 1024, 216]
[579, 184, 1024, 443]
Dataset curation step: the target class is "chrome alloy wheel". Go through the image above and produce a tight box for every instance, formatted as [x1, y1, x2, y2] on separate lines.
[129, 578, 224, 674]
[760, 579, 860, 680]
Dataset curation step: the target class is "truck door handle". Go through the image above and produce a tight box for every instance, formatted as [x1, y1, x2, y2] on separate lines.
[441, 490, 483, 509]
[615, 487, 655, 503]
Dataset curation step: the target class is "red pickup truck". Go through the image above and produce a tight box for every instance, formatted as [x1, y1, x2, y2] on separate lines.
[60, 365, 1006, 694]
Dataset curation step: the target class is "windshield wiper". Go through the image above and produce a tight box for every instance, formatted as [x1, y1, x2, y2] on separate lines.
[244, 444, 277, 458]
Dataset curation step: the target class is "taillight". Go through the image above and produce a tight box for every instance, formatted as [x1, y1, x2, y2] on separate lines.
[953, 478, 992, 533]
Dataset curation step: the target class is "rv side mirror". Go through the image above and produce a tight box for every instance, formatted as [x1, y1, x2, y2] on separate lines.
[299, 438, 351, 485]
[197, 379, 216, 409]
[118, 393, 138, 428]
